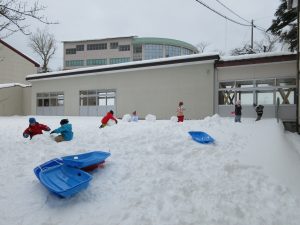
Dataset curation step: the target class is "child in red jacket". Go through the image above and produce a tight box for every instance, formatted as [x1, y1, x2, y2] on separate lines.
[23, 117, 51, 139]
[100, 110, 118, 128]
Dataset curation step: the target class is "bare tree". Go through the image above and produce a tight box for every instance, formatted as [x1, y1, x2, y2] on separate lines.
[29, 28, 56, 72]
[0, 0, 56, 38]
[196, 42, 210, 53]
[254, 33, 279, 53]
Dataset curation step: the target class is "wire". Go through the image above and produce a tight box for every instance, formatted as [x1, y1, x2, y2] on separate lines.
[215, 0, 251, 24]
[194, 0, 252, 27]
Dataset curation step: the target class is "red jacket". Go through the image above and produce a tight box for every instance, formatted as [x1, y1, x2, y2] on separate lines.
[23, 123, 50, 138]
[101, 112, 117, 124]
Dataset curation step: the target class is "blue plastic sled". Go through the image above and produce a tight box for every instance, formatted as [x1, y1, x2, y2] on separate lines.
[34, 151, 111, 198]
[39, 164, 92, 198]
[188, 131, 215, 144]
[62, 151, 111, 169]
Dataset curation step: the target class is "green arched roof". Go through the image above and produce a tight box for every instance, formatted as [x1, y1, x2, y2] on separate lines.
[132, 37, 199, 53]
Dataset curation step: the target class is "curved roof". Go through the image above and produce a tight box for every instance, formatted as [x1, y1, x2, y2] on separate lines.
[132, 37, 198, 53]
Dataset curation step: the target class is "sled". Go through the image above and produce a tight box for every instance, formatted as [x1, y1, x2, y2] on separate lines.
[62, 151, 111, 169]
[188, 131, 215, 144]
[39, 164, 92, 198]
[34, 158, 63, 180]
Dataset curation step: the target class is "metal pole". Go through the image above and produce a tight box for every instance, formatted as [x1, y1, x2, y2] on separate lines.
[251, 20, 254, 51]
[297, 0, 300, 133]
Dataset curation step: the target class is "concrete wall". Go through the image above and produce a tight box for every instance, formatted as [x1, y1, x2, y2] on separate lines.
[30, 62, 215, 119]
[0, 43, 38, 84]
[0, 86, 23, 116]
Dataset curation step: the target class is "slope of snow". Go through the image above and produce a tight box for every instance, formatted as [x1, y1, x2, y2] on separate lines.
[0, 115, 300, 225]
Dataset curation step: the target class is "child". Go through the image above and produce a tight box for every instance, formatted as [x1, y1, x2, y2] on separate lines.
[131, 111, 138, 122]
[254, 104, 264, 121]
[100, 110, 118, 128]
[23, 117, 51, 139]
[50, 119, 73, 142]
[234, 100, 242, 122]
[177, 101, 185, 122]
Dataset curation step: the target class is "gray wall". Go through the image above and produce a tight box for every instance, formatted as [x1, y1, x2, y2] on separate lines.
[30, 62, 215, 119]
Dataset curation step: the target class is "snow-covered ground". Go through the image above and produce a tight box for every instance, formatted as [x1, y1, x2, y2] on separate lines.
[1, 115, 300, 225]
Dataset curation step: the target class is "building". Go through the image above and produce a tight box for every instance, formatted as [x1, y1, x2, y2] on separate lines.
[25, 52, 297, 124]
[0, 39, 39, 116]
[63, 36, 199, 70]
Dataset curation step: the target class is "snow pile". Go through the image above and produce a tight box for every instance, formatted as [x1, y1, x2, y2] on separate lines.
[145, 114, 156, 122]
[122, 114, 131, 122]
[170, 116, 178, 122]
[1, 116, 300, 225]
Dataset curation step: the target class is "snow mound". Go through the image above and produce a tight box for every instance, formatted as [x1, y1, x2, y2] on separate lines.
[170, 116, 178, 122]
[145, 114, 156, 122]
[122, 114, 131, 122]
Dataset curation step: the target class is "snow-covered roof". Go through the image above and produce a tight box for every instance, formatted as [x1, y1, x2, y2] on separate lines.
[220, 52, 296, 62]
[26, 52, 220, 81]
[0, 83, 31, 89]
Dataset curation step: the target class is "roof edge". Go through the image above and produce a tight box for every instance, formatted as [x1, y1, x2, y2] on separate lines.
[0, 39, 40, 67]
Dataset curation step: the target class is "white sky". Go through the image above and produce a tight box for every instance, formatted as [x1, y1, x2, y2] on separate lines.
[3, 0, 280, 70]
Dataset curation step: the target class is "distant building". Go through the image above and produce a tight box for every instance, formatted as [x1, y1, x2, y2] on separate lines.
[63, 36, 199, 70]
[0, 39, 39, 116]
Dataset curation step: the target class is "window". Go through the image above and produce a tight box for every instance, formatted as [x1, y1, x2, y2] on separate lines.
[109, 57, 130, 64]
[144, 44, 163, 60]
[119, 45, 130, 51]
[37, 92, 64, 107]
[87, 43, 107, 50]
[276, 88, 296, 104]
[110, 42, 118, 49]
[182, 48, 193, 55]
[276, 78, 296, 86]
[256, 79, 274, 87]
[66, 60, 84, 67]
[80, 90, 116, 106]
[165, 45, 181, 57]
[66, 48, 76, 54]
[236, 91, 254, 105]
[86, 59, 107, 66]
[76, 45, 84, 51]
[218, 90, 235, 105]
[219, 81, 235, 89]
[256, 91, 274, 105]
[133, 45, 142, 53]
[236, 80, 253, 88]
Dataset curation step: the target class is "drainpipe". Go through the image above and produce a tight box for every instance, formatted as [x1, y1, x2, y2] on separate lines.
[297, 0, 300, 133]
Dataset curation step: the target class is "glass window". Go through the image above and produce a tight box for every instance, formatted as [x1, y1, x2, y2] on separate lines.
[80, 97, 88, 106]
[218, 90, 235, 105]
[109, 57, 130, 64]
[88, 96, 96, 106]
[256, 79, 274, 87]
[219, 81, 235, 89]
[37, 99, 43, 107]
[133, 45, 142, 53]
[119, 45, 130, 51]
[276, 78, 296, 86]
[110, 42, 118, 49]
[87, 43, 107, 50]
[76, 45, 84, 51]
[86, 59, 107, 66]
[50, 98, 57, 106]
[182, 48, 193, 55]
[66, 48, 76, 54]
[257, 91, 274, 105]
[236, 91, 253, 105]
[165, 45, 181, 57]
[66, 60, 84, 67]
[44, 99, 49, 107]
[107, 98, 115, 106]
[144, 44, 163, 60]
[276, 88, 295, 104]
[236, 80, 253, 88]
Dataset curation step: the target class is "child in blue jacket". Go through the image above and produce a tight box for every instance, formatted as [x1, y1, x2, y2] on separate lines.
[50, 119, 73, 142]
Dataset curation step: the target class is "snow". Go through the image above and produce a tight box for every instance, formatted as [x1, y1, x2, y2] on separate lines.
[220, 51, 296, 62]
[145, 114, 156, 122]
[26, 52, 219, 80]
[1, 115, 300, 225]
[0, 83, 31, 89]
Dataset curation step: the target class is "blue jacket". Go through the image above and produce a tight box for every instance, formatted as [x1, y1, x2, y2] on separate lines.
[52, 124, 73, 141]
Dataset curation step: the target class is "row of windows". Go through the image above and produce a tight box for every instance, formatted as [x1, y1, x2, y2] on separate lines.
[37, 92, 64, 107]
[66, 58, 130, 67]
[66, 43, 130, 54]
[218, 78, 297, 105]
[80, 90, 116, 106]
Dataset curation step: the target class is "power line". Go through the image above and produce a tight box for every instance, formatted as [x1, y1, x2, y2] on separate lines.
[215, 0, 251, 24]
[194, 0, 251, 27]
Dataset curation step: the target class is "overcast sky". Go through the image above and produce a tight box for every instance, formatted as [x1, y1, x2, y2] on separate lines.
[4, 0, 280, 70]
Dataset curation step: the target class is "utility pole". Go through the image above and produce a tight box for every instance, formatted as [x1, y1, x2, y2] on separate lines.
[251, 19, 254, 52]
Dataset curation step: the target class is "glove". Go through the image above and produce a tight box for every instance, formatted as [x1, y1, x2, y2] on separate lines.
[50, 131, 54, 134]
[46, 128, 51, 132]
[23, 133, 29, 138]
[115, 120, 118, 124]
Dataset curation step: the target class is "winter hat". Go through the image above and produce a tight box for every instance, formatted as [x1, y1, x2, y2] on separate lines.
[60, 119, 69, 125]
[236, 100, 241, 105]
[109, 110, 114, 115]
[29, 117, 36, 124]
